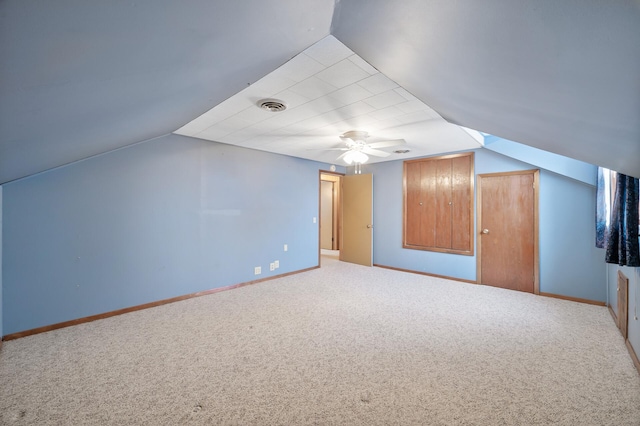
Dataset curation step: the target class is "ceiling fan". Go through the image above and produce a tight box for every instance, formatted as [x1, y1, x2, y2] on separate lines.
[327, 130, 407, 165]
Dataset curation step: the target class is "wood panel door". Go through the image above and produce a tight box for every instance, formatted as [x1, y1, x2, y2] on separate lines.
[403, 152, 474, 255]
[618, 271, 629, 339]
[341, 173, 373, 266]
[477, 170, 539, 293]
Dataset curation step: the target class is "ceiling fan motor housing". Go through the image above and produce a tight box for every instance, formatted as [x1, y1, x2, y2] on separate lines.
[341, 130, 368, 141]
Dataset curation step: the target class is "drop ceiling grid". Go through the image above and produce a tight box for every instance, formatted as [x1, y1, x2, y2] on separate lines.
[174, 35, 482, 163]
[194, 64, 407, 144]
[176, 38, 439, 144]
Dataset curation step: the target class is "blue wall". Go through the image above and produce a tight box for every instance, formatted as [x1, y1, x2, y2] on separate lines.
[484, 136, 597, 186]
[366, 148, 606, 301]
[0, 136, 609, 336]
[0, 186, 3, 339]
[2, 134, 340, 336]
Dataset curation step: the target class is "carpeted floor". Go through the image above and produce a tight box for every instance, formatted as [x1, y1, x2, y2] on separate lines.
[1, 253, 639, 425]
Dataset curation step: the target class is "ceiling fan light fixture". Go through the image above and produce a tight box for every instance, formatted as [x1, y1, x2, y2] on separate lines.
[344, 150, 369, 165]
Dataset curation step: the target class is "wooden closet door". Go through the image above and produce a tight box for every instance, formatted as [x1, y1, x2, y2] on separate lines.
[478, 170, 538, 293]
[403, 152, 474, 255]
[435, 158, 452, 249]
[405, 161, 423, 247]
[451, 155, 472, 251]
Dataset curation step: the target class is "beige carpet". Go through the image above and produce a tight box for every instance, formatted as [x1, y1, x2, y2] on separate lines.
[1, 254, 639, 425]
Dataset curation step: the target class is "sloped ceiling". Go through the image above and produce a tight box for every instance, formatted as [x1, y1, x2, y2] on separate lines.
[0, 0, 334, 184]
[1, 0, 639, 184]
[332, 0, 640, 178]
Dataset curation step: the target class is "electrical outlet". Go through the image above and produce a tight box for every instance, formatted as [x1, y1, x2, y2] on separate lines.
[284, 244, 288, 252]
[274, 260, 279, 269]
[270, 263, 275, 271]
[254, 266, 261, 275]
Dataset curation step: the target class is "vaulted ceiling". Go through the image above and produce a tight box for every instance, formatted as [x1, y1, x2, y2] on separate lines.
[1, 0, 639, 184]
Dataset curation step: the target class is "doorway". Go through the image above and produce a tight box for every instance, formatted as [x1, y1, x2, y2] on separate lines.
[319, 171, 374, 267]
[477, 169, 539, 293]
[320, 172, 342, 263]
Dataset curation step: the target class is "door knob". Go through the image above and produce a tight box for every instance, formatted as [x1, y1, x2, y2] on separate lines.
[367, 224, 373, 229]
[481, 229, 490, 234]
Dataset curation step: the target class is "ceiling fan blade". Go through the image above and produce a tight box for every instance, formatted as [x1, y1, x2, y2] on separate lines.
[362, 147, 391, 157]
[336, 151, 350, 161]
[367, 139, 406, 149]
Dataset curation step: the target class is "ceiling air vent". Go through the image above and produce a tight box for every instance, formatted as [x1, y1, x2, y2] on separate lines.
[257, 98, 288, 112]
[394, 149, 410, 154]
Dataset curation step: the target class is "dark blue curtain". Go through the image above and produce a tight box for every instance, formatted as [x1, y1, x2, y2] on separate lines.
[605, 173, 640, 266]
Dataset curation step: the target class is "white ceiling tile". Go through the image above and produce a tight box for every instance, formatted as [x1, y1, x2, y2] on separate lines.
[285, 108, 356, 135]
[348, 55, 378, 75]
[315, 59, 370, 88]
[284, 116, 330, 134]
[327, 83, 374, 105]
[289, 76, 338, 100]
[271, 89, 311, 110]
[358, 73, 399, 94]
[372, 117, 403, 130]
[201, 114, 254, 136]
[394, 87, 419, 101]
[176, 98, 252, 136]
[278, 53, 326, 82]
[395, 110, 439, 125]
[247, 134, 282, 147]
[329, 116, 378, 132]
[362, 90, 406, 109]
[305, 96, 347, 114]
[368, 105, 405, 121]
[279, 136, 314, 148]
[220, 127, 260, 144]
[243, 71, 297, 98]
[263, 106, 318, 129]
[195, 125, 233, 141]
[317, 109, 357, 125]
[265, 139, 298, 151]
[303, 35, 354, 67]
[275, 125, 303, 135]
[347, 115, 379, 128]
[241, 119, 286, 134]
[195, 109, 237, 127]
[233, 105, 280, 123]
[256, 114, 299, 132]
[395, 99, 430, 114]
[423, 106, 442, 119]
[285, 100, 336, 125]
[209, 95, 255, 118]
[335, 101, 376, 118]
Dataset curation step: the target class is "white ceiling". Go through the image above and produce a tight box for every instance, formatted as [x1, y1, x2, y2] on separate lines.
[174, 36, 483, 165]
